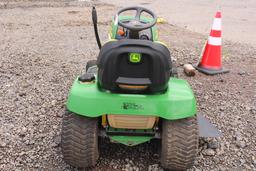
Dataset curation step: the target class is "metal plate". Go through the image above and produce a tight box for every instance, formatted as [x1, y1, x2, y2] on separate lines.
[197, 114, 222, 137]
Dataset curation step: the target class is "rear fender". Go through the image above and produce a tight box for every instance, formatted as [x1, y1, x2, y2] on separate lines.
[67, 78, 196, 120]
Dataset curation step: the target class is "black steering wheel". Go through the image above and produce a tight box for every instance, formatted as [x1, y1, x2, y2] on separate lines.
[117, 6, 157, 31]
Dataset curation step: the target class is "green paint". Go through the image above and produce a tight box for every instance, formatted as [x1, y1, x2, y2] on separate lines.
[110, 136, 152, 146]
[129, 53, 141, 63]
[106, 128, 154, 146]
[110, 16, 118, 39]
[152, 26, 158, 41]
[67, 78, 197, 120]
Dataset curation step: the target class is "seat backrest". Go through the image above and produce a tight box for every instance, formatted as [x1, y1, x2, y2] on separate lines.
[97, 39, 171, 93]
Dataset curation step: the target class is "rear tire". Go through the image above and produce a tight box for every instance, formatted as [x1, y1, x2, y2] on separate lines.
[61, 110, 99, 168]
[86, 60, 97, 71]
[161, 116, 199, 170]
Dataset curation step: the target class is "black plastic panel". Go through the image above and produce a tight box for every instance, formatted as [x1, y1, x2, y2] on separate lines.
[97, 39, 171, 93]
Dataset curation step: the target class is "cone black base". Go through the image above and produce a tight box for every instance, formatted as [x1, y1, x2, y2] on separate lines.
[194, 65, 229, 75]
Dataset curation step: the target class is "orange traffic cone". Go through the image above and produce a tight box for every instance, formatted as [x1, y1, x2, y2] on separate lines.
[195, 11, 229, 75]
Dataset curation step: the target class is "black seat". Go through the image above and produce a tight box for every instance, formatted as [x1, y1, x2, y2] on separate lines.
[97, 39, 171, 93]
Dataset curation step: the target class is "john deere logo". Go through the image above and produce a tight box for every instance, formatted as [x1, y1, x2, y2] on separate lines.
[129, 53, 141, 63]
[123, 102, 144, 110]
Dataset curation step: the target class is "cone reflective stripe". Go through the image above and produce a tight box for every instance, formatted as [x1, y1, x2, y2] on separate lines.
[195, 11, 229, 75]
[208, 36, 221, 46]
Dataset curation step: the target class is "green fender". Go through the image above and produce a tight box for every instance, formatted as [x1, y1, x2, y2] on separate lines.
[67, 78, 197, 120]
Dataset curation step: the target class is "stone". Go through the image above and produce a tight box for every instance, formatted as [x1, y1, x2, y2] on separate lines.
[236, 140, 246, 148]
[202, 149, 216, 156]
[184, 64, 196, 76]
[207, 140, 219, 149]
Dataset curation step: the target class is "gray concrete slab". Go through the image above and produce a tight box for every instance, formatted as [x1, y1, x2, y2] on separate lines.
[103, 0, 256, 46]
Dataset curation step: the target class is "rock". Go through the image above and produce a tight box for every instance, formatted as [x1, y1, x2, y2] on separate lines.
[148, 164, 159, 171]
[52, 135, 61, 147]
[194, 168, 202, 171]
[219, 107, 225, 111]
[236, 140, 246, 148]
[252, 159, 256, 166]
[18, 127, 27, 137]
[183, 64, 196, 76]
[204, 95, 209, 100]
[0, 141, 7, 147]
[18, 92, 26, 97]
[51, 100, 57, 106]
[202, 149, 216, 156]
[245, 105, 251, 111]
[234, 131, 242, 141]
[19, 152, 26, 156]
[244, 164, 251, 170]
[124, 163, 132, 171]
[238, 70, 248, 76]
[55, 112, 62, 118]
[207, 140, 219, 149]
[240, 159, 246, 164]
[219, 166, 227, 171]
[133, 166, 139, 171]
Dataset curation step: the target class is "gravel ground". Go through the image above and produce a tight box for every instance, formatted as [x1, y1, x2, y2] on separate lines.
[0, 1, 256, 171]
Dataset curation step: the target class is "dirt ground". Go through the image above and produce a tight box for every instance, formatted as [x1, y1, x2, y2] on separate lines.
[0, 1, 256, 171]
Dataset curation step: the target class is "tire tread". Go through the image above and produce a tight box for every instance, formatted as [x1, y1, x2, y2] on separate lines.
[61, 111, 98, 168]
[161, 116, 199, 170]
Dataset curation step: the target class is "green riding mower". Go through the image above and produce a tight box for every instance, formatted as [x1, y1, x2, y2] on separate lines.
[61, 6, 221, 170]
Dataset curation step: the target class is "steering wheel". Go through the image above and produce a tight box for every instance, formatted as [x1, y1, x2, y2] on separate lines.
[117, 6, 157, 31]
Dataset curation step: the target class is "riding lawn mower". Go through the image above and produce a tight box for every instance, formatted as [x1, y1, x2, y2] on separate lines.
[60, 6, 221, 170]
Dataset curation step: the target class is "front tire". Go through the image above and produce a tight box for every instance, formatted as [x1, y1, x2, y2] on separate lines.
[161, 116, 199, 170]
[61, 110, 99, 168]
